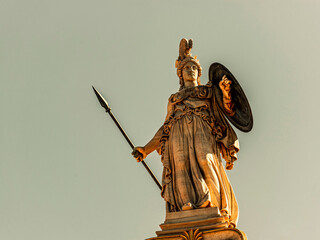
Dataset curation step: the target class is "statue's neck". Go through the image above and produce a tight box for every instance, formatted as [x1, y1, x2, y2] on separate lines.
[183, 80, 198, 88]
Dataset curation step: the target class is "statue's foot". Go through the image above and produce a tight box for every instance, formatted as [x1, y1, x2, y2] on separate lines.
[199, 200, 210, 208]
[182, 202, 193, 211]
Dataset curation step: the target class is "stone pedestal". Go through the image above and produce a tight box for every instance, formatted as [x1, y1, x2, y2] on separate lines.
[146, 208, 247, 240]
[147, 228, 247, 240]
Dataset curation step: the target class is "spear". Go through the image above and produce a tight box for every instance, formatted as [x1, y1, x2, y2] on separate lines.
[92, 86, 162, 190]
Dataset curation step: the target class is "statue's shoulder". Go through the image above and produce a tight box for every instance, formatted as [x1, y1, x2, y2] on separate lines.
[168, 90, 183, 104]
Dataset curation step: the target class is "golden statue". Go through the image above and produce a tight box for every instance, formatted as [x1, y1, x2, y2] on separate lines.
[132, 38, 253, 239]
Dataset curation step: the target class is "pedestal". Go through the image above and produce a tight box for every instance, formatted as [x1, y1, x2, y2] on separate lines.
[147, 228, 247, 240]
[146, 208, 247, 240]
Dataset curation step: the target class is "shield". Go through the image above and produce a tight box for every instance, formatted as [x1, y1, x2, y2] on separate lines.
[209, 62, 253, 132]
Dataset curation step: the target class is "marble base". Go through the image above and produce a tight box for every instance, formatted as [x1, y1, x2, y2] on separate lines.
[146, 228, 247, 240]
[146, 208, 246, 240]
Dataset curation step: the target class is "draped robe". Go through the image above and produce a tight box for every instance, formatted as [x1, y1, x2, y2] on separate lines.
[157, 84, 240, 226]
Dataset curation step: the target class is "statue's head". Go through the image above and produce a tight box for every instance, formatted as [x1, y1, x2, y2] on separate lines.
[175, 38, 202, 90]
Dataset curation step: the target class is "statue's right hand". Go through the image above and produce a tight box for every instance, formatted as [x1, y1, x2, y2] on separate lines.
[132, 147, 147, 162]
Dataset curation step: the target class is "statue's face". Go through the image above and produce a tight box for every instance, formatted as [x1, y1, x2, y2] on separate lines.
[182, 62, 198, 82]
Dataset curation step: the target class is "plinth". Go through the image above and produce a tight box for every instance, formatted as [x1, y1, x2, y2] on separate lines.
[146, 207, 247, 240]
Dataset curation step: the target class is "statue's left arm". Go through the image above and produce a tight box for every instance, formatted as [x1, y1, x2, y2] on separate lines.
[219, 75, 235, 116]
[212, 75, 239, 170]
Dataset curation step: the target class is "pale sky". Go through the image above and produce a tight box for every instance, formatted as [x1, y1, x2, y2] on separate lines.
[1, 1, 320, 240]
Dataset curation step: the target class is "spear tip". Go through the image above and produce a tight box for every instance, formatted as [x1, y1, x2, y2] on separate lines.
[92, 86, 111, 111]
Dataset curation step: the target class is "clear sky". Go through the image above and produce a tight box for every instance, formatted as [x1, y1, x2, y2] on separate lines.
[1, 1, 320, 240]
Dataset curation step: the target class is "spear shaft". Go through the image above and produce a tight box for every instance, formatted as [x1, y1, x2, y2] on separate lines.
[92, 86, 162, 190]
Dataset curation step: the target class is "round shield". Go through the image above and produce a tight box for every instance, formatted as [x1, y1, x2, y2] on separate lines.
[209, 62, 253, 132]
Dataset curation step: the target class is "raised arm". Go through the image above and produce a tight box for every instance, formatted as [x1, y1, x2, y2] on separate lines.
[219, 75, 235, 116]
